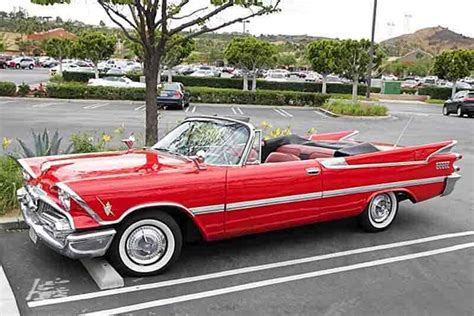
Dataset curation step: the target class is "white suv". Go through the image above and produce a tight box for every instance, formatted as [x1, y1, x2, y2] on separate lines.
[17, 57, 35, 70]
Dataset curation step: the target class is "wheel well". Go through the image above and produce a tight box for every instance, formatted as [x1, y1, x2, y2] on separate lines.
[120, 206, 203, 243]
[395, 190, 416, 203]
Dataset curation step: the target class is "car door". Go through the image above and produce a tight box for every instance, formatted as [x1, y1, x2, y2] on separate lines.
[225, 158, 323, 237]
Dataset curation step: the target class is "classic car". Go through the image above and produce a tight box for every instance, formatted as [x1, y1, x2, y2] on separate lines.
[17, 116, 462, 276]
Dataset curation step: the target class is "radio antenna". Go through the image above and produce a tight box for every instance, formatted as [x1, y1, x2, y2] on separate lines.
[394, 116, 414, 148]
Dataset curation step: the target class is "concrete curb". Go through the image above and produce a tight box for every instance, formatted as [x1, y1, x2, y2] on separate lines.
[0, 266, 20, 316]
[316, 107, 392, 120]
[0, 215, 27, 231]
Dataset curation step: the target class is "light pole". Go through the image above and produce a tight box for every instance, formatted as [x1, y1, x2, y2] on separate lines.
[241, 20, 250, 34]
[366, 0, 378, 99]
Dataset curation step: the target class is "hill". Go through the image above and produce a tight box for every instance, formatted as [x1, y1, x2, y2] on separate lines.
[381, 26, 474, 56]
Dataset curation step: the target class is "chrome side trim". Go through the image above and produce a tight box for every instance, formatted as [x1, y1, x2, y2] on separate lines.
[226, 192, 323, 212]
[190, 204, 225, 215]
[340, 130, 359, 141]
[18, 159, 37, 179]
[56, 182, 103, 224]
[321, 160, 427, 170]
[441, 173, 461, 196]
[429, 140, 457, 159]
[323, 176, 445, 198]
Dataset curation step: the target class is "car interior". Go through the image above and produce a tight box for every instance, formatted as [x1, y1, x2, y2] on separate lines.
[261, 135, 381, 163]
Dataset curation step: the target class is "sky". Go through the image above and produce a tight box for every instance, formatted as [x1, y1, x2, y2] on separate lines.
[3, 0, 473, 41]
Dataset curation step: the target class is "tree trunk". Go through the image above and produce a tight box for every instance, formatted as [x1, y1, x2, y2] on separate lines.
[451, 81, 457, 99]
[321, 74, 327, 94]
[167, 68, 173, 83]
[251, 71, 257, 91]
[94, 64, 99, 79]
[243, 73, 249, 91]
[144, 54, 159, 146]
[352, 76, 359, 105]
[157, 66, 162, 85]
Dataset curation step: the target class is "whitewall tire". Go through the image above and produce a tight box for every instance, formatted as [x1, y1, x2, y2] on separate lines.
[108, 211, 182, 276]
[359, 192, 398, 232]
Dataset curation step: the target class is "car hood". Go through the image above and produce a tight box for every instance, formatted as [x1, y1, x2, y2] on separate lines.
[23, 149, 192, 185]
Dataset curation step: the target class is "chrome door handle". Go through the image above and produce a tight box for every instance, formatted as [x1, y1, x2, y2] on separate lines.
[306, 167, 320, 176]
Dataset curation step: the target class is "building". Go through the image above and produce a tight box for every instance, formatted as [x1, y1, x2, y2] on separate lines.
[26, 28, 76, 41]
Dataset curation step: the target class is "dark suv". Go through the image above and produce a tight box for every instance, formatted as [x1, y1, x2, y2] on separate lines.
[443, 90, 474, 118]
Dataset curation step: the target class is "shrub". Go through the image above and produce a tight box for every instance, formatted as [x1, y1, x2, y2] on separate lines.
[18, 82, 30, 97]
[0, 156, 22, 214]
[188, 87, 330, 106]
[46, 82, 146, 100]
[17, 129, 73, 157]
[418, 86, 474, 100]
[322, 101, 388, 116]
[0, 81, 16, 96]
[62, 71, 381, 95]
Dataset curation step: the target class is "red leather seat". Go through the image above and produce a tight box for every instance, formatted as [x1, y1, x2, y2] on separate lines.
[276, 144, 335, 159]
[265, 152, 301, 163]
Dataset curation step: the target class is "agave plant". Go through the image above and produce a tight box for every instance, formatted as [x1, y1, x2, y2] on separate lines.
[17, 129, 73, 158]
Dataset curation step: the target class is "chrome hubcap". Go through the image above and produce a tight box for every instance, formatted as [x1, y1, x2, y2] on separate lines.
[370, 194, 392, 223]
[126, 225, 167, 265]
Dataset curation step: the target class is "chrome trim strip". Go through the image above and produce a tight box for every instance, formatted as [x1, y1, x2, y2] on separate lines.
[56, 182, 103, 225]
[226, 192, 323, 212]
[340, 130, 359, 141]
[429, 140, 457, 159]
[321, 160, 426, 169]
[323, 176, 445, 198]
[190, 204, 225, 215]
[107, 202, 196, 225]
[18, 159, 37, 179]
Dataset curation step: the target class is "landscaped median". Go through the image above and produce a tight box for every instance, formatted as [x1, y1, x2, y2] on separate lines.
[45, 82, 331, 106]
[320, 100, 388, 117]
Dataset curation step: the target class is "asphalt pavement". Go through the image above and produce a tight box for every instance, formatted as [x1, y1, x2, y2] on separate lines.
[0, 97, 473, 315]
[0, 68, 50, 85]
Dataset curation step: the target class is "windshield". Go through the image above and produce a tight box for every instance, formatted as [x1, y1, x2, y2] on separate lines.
[153, 119, 251, 166]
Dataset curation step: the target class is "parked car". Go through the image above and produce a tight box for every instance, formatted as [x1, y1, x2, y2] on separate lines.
[401, 80, 421, 89]
[49, 62, 94, 75]
[442, 90, 474, 117]
[106, 68, 126, 75]
[0, 55, 11, 69]
[189, 69, 215, 77]
[9, 57, 35, 69]
[264, 72, 287, 82]
[157, 82, 190, 110]
[17, 116, 462, 276]
[88, 76, 146, 88]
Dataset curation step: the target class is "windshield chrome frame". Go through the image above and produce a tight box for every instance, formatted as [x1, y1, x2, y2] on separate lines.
[155, 115, 256, 167]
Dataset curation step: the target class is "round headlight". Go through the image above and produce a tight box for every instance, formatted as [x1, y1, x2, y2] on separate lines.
[58, 189, 71, 211]
[22, 170, 31, 182]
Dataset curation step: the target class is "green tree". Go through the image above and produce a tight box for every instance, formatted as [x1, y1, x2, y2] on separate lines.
[162, 35, 195, 82]
[43, 37, 72, 73]
[72, 30, 116, 78]
[32, 0, 281, 146]
[0, 40, 5, 52]
[277, 53, 296, 69]
[337, 39, 384, 104]
[432, 49, 474, 98]
[306, 39, 340, 94]
[225, 36, 276, 91]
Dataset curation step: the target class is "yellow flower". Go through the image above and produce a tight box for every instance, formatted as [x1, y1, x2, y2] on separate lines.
[2, 137, 12, 150]
[101, 134, 112, 143]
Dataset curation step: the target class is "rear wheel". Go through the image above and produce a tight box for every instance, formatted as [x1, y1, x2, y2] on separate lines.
[359, 192, 398, 232]
[28, 64, 34, 70]
[15, 64, 20, 69]
[442, 106, 449, 116]
[457, 106, 464, 117]
[108, 211, 182, 276]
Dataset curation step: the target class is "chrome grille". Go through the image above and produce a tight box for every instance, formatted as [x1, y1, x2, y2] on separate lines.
[36, 201, 69, 235]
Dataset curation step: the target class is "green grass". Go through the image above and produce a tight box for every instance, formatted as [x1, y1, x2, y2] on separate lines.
[322, 100, 388, 117]
[425, 99, 445, 105]
[0, 156, 22, 215]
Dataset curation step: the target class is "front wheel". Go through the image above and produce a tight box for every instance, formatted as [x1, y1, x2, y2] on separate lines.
[28, 64, 34, 70]
[457, 106, 464, 117]
[108, 211, 182, 276]
[359, 192, 398, 232]
[442, 105, 449, 116]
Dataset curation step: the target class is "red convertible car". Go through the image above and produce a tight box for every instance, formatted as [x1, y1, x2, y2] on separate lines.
[17, 116, 462, 276]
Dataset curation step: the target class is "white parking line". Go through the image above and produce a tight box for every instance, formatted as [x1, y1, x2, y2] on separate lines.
[83, 242, 474, 315]
[390, 111, 430, 117]
[273, 108, 289, 117]
[0, 100, 16, 105]
[134, 105, 146, 111]
[236, 107, 244, 115]
[192, 105, 196, 113]
[0, 266, 20, 316]
[184, 106, 190, 113]
[27, 231, 474, 308]
[314, 110, 329, 118]
[83, 103, 109, 110]
[32, 102, 59, 108]
[231, 107, 237, 115]
[279, 109, 294, 118]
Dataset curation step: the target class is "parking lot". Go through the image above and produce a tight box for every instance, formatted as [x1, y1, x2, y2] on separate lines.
[0, 98, 473, 315]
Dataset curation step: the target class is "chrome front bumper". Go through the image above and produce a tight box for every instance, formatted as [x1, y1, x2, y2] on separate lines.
[441, 173, 461, 197]
[17, 187, 116, 259]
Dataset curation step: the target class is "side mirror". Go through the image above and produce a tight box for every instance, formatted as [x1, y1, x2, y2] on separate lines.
[121, 135, 136, 151]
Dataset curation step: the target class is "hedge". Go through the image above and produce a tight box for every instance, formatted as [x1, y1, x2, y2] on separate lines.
[45, 83, 330, 106]
[418, 86, 473, 100]
[0, 81, 16, 96]
[322, 101, 388, 117]
[62, 71, 381, 95]
[188, 87, 330, 106]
